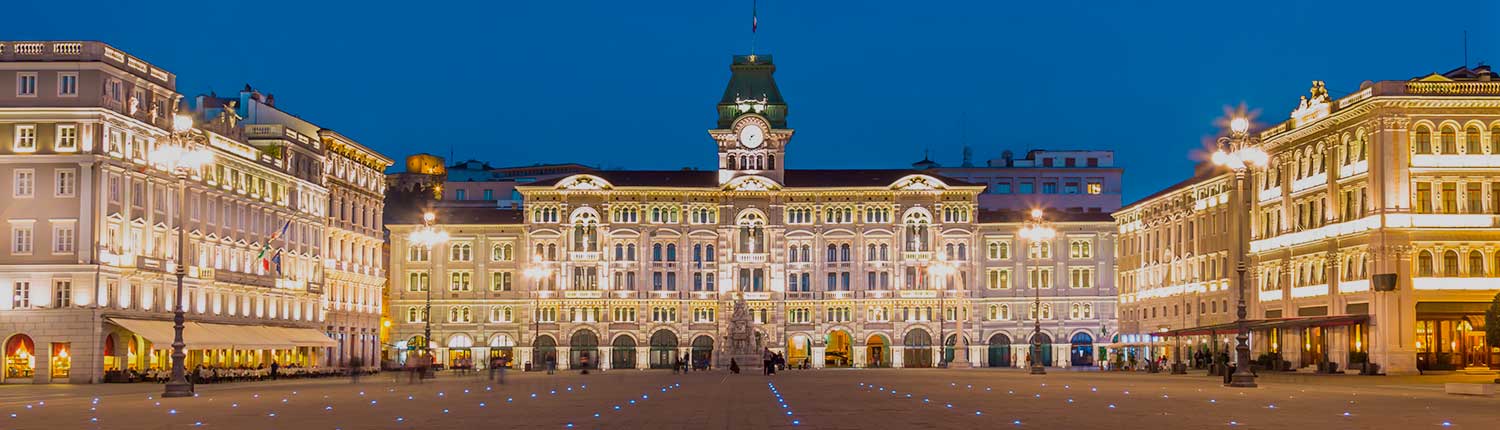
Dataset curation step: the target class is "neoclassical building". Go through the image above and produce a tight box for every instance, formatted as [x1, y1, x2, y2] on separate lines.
[1117, 65, 1500, 374]
[386, 54, 1118, 370]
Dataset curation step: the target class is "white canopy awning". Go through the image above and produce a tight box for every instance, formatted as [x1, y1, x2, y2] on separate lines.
[108, 318, 332, 350]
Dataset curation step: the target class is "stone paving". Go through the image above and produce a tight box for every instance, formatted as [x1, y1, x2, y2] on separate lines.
[0, 368, 1495, 429]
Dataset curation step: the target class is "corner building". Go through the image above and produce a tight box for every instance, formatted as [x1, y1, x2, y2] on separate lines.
[1118, 66, 1500, 374]
[386, 54, 1118, 371]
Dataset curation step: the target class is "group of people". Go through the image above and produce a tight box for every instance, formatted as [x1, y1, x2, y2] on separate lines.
[762, 348, 789, 375]
[130, 361, 355, 384]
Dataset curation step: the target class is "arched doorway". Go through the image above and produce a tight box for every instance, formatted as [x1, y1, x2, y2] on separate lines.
[648, 330, 678, 369]
[1070, 332, 1095, 367]
[690, 335, 714, 370]
[612, 335, 637, 369]
[4, 334, 35, 381]
[825, 330, 852, 368]
[488, 334, 515, 368]
[403, 335, 430, 365]
[988, 333, 1012, 368]
[1028, 333, 1053, 367]
[787, 334, 810, 368]
[532, 335, 557, 369]
[903, 328, 933, 368]
[570, 330, 599, 369]
[447, 333, 474, 368]
[866, 334, 890, 368]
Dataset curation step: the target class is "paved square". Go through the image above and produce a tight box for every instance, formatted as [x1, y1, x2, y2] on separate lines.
[0, 369, 1495, 429]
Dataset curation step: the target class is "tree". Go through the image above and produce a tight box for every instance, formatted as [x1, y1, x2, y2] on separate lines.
[1488, 292, 1500, 383]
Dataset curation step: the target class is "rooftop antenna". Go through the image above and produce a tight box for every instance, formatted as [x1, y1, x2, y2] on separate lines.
[1463, 30, 1469, 67]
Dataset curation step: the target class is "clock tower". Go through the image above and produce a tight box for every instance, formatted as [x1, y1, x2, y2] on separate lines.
[711, 54, 793, 186]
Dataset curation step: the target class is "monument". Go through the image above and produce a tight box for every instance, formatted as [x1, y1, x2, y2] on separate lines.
[722, 291, 763, 371]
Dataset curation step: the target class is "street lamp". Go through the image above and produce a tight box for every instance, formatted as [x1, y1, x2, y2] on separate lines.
[1019, 208, 1056, 375]
[153, 112, 213, 398]
[1212, 115, 1266, 388]
[932, 257, 966, 368]
[408, 212, 449, 377]
[523, 261, 554, 369]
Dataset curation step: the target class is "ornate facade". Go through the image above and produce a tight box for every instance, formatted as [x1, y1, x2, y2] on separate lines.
[386, 54, 1118, 371]
[1118, 65, 1500, 374]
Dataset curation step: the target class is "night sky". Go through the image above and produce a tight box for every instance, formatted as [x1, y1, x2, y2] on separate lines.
[7, 0, 1496, 201]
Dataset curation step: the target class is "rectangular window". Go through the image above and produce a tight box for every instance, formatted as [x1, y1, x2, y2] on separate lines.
[54, 169, 76, 197]
[1018, 180, 1034, 194]
[12, 225, 34, 254]
[1415, 183, 1432, 213]
[449, 271, 472, 291]
[987, 269, 1011, 290]
[1441, 182, 1458, 214]
[14, 170, 35, 198]
[1063, 180, 1080, 194]
[52, 223, 75, 254]
[53, 280, 72, 307]
[407, 272, 430, 292]
[455, 189, 466, 200]
[992, 182, 1012, 194]
[491, 271, 513, 291]
[1466, 183, 1483, 213]
[13, 281, 30, 308]
[13, 125, 37, 152]
[16, 73, 37, 97]
[58, 72, 78, 96]
[1086, 181, 1103, 195]
[1041, 181, 1058, 194]
[483, 189, 494, 200]
[55, 125, 78, 152]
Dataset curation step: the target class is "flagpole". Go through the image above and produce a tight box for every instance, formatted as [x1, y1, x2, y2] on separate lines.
[751, 0, 758, 56]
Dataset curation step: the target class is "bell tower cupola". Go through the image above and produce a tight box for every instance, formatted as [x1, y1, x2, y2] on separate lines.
[711, 54, 793, 186]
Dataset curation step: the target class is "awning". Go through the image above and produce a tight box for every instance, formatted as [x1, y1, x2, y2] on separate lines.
[264, 326, 338, 348]
[1162, 314, 1369, 337]
[107, 318, 329, 350]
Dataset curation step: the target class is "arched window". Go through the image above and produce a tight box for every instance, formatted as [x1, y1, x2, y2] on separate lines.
[903, 210, 932, 252]
[450, 243, 472, 262]
[1417, 250, 1435, 277]
[800, 245, 811, 262]
[736, 211, 767, 253]
[1441, 126, 1457, 154]
[867, 244, 878, 260]
[614, 243, 625, 260]
[1443, 250, 1460, 277]
[571, 210, 600, 251]
[693, 244, 703, 262]
[1469, 250, 1484, 277]
[627, 244, 637, 261]
[1466, 126, 1483, 154]
[879, 244, 890, 260]
[826, 244, 837, 262]
[1415, 126, 1433, 153]
[652, 243, 663, 261]
[840, 244, 851, 262]
[705, 245, 714, 261]
[957, 243, 967, 260]
[666, 244, 677, 261]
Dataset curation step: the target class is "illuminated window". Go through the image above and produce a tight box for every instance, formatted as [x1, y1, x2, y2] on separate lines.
[1086, 181, 1103, 195]
[1415, 127, 1433, 153]
[1441, 126, 1457, 154]
[13, 125, 36, 152]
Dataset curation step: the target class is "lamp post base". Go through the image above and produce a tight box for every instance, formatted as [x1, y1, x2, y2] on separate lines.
[1227, 373, 1258, 388]
[1171, 363, 1188, 374]
[1029, 365, 1046, 375]
[948, 360, 972, 369]
[163, 380, 194, 397]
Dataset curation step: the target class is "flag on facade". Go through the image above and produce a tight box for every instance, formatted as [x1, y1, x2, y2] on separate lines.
[270, 250, 283, 275]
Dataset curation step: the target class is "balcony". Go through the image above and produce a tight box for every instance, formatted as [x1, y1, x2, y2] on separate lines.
[735, 253, 767, 264]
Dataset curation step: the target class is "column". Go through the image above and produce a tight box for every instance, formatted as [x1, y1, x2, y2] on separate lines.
[600, 346, 612, 370]
[852, 345, 867, 368]
[517, 346, 533, 370]
[557, 346, 571, 370]
[892, 346, 905, 368]
[811, 346, 825, 369]
[636, 347, 649, 370]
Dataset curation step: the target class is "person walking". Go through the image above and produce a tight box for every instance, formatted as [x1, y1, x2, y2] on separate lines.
[349, 356, 363, 384]
[763, 348, 775, 375]
[580, 354, 591, 375]
[546, 354, 557, 375]
[269, 360, 280, 381]
[730, 358, 740, 374]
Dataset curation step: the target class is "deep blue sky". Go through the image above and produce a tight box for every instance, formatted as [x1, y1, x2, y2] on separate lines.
[8, 1, 1496, 201]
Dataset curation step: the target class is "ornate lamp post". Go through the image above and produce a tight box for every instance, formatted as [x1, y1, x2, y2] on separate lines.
[1020, 209, 1056, 375]
[932, 258, 966, 367]
[408, 212, 448, 378]
[1212, 116, 1267, 388]
[523, 262, 554, 369]
[154, 112, 213, 398]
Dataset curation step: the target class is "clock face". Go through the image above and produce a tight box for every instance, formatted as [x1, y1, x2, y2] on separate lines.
[739, 124, 765, 149]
